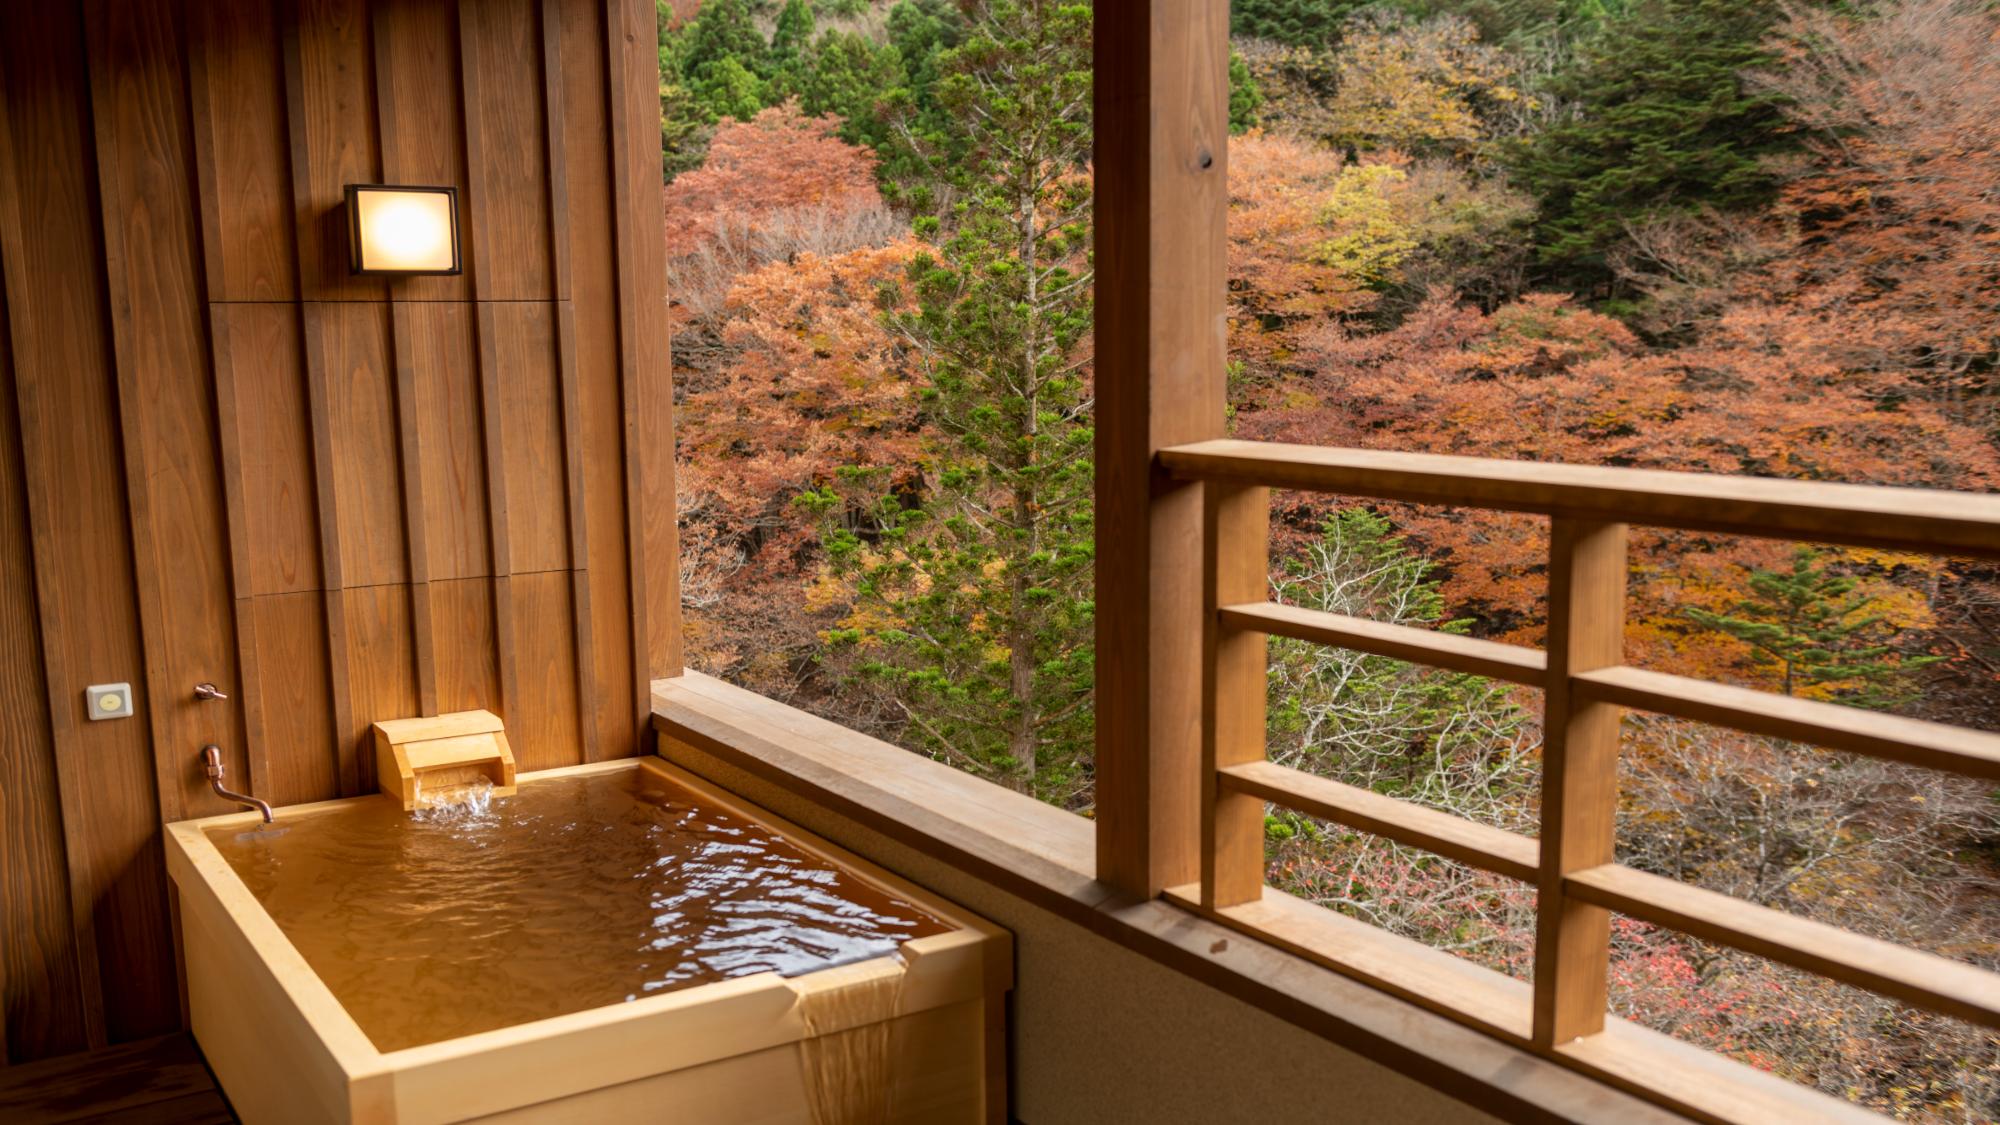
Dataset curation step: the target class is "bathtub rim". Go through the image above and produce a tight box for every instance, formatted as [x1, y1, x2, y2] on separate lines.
[164, 754, 1011, 1123]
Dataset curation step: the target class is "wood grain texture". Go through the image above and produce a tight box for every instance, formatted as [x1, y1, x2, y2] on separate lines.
[1576, 665, 2000, 781]
[0, 0, 168, 1050]
[507, 570, 583, 771]
[0, 0, 667, 1064]
[493, 301, 570, 573]
[1532, 519, 1627, 1049]
[283, 0, 387, 301]
[1220, 762, 1541, 883]
[240, 593, 340, 808]
[0, 265, 89, 1065]
[606, 0, 680, 694]
[1092, 0, 1230, 898]
[341, 585, 418, 795]
[1568, 863, 2000, 1030]
[186, 0, 297, 302]
[312, 301, 409, 587]
[430, 577, 502, 716]
[404, 300, 492, 579]
[1201, 483, 1267, 910]
[460, 0, 552, 300]
[1221, 602, 1548, 687]
[1161, 439, 2000, 562]
[560, 0, 639, 757]
[371, 0, 473, 303]
[215, 304, 322, 595]
[87, 0, 250, 823]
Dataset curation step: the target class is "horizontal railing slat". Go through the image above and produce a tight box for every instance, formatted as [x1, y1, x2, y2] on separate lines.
[1220, 760, 1541, 882]
[1566, 864, 2000, 1030]
[1221, 602, 1548, 687]
[1573, 666, 2000, 781]
[1159, 440, 2000, 560]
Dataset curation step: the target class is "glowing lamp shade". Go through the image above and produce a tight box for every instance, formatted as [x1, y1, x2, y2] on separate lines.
[345, 184, 460, 275]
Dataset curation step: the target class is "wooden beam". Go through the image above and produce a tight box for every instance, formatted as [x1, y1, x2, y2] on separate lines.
[1159, 440, 2000, 561]
[1576, 665, 2000, 781]
[1219, 761, 1540, 883]
[1093, 0, 1231, 898]
[1202, 483, 1268, 909]
[1221, 602, 1548, 686]
[1532, 519, 1627, 1048]
[1567, 864, 2000, 1030]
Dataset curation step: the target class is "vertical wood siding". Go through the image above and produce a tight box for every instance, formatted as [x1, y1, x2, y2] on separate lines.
[0, 0, 677, 1065]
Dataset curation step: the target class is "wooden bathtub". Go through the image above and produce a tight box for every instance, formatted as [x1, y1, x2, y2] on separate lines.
[164, 757, 1011, 1124]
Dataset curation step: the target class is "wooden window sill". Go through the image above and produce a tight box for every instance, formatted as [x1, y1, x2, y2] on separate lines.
[651, 671, 1871, 1125]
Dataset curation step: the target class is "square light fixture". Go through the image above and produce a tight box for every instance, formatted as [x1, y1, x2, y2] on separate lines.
[345, 184, 461, 275]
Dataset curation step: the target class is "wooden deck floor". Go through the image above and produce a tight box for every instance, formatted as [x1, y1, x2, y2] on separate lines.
[0, 1034, 234, 1124]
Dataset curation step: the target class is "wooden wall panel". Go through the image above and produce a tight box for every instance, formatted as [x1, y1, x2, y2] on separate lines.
[216, 304, 322, 596]
[188, 0, 297, 302]
[0, 265, 91, 1065]
[509, 571, 582, 771]
[460, 0, 553, 300]
[372, 0, 474, 303]
[241, 592, 339, 807]
[0, 0, 176, 1051]
[341, 585, 418, 793]
[432, 577, 501, 714]
[608, 0, 680, 692]
[405, 301, 492, 578]
[495, 302, 571, 574]
[0, 0, 673, 1065]
[86, 0, 249, 820]
[313, 301, 409, 587]
[285, 0, 387, 302]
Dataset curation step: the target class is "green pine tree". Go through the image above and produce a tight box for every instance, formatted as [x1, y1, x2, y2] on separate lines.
[1228, 48, 1265, 134]
[1505, 0, 1794, 280]
[816, 0, 1095, 802]
[679, 0, 772, 83]
[1686, 548, 1941, 708]
[1230, 0, 1370, 46]
[791, 31, 908, 152]
[769, 0, 817, 73]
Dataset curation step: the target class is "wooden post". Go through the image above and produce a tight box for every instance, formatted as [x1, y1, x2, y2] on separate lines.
[1093, 0, 1232, 897]
[1202, 482, 1269, 909]
[1533, 518, 1628, 1047]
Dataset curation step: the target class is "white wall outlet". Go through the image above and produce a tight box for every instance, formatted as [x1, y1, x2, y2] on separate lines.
[86, 682, 133, 720]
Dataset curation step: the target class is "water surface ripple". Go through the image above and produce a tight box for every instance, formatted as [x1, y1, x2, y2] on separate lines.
[208, 768, 946, 1051]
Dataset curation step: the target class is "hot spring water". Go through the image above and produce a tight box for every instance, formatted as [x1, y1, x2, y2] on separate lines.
[207, 769, 947, 1052]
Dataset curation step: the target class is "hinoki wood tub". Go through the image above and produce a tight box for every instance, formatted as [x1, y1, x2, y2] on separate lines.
[164, 757, 1011, 1124]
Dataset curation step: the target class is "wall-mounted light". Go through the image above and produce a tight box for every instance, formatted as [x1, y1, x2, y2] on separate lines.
[345, 184, 461, 275]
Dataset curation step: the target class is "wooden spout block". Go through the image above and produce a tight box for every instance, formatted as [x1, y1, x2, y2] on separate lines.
[371, 710, 517, 810]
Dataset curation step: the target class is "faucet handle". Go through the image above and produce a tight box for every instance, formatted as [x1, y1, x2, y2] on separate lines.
[193, 682, 229, 702]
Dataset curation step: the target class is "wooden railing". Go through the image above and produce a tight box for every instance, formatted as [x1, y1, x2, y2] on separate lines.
[1158, 438, 2000, 1118]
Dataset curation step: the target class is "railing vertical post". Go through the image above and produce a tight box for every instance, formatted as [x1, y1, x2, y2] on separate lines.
[1092, 0, 1232, 897]
[1202, 482, 1269, 909]
[1534, 518, 1628, 1048]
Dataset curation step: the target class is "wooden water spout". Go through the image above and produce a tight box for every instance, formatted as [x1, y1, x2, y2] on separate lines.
[371, 710, 517, 810]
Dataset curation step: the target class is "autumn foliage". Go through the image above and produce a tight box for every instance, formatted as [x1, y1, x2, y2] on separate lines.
[666, 0, 2000, 1116]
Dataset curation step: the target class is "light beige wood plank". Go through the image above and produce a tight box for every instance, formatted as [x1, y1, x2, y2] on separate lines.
[1159, 439, 2000, 561]
[1532, 519, 1627, 1048]
[1568, 863, 2000, 1030]
[1202, 482, 1268, 910]
[1221, 761, 1541, 883]
[1092, 0, 1231, 898]
[1221, 602, 1548, 686]
[1576, 665, 2000, 781]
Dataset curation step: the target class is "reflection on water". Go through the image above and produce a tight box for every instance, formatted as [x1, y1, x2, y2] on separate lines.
[207, 767, 947, 1052]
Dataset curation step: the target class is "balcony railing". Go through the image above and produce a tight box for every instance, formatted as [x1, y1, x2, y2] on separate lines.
[1158, 438, 2000, 1118]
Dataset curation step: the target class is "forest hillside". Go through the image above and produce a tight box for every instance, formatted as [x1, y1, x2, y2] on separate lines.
[657, 0, 2000, 1115]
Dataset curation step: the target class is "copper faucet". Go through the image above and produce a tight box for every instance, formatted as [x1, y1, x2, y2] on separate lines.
[202, 745, 272, 823]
